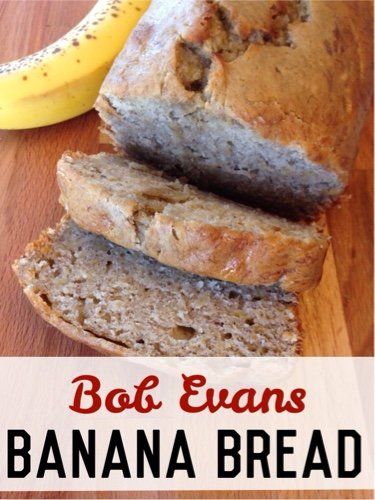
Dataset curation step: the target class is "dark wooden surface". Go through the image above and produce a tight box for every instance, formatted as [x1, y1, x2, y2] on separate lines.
[0, 1, 373, 498]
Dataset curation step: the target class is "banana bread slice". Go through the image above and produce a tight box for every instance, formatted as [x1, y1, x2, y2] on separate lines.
[13, 217, 299, 356]
[58, 152, 328, 293]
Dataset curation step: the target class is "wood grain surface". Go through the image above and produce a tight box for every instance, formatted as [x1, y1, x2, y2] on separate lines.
[0, 1, 373, 499]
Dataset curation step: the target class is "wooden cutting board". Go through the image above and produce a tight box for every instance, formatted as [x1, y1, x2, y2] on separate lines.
[0, 2, 373, 499]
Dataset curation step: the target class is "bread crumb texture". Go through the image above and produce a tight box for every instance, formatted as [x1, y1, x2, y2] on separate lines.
[13, 218, 299, 356]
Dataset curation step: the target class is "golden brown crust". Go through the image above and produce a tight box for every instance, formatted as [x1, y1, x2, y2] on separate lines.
[97, 0, 373, 182]
[145, 214, 327, 292]
[58, 153, 328, 292]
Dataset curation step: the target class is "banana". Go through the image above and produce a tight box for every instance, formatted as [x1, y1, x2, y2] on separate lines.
[0, 0, 149, 130]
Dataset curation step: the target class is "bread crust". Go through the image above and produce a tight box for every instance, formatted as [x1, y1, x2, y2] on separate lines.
[58, 152, 328, 292]
[97, 0, 373, 184]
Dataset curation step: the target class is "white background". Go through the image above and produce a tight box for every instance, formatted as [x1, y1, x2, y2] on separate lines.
[0, 357, 373, 491]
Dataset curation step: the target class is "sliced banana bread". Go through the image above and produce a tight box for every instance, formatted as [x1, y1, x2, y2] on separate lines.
[57, 152, 328, 293]
[13, 217, 299, 356]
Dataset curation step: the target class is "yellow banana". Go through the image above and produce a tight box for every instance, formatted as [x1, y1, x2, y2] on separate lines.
[0, 0, 149, 130]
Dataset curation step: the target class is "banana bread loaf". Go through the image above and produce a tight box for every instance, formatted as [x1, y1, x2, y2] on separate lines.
[97, 0, 373, 218]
